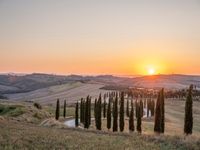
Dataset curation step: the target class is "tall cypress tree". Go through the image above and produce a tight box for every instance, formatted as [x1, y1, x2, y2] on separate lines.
[107, 97, 112, 130]
[103, 99, 106, 118]
[151, 99, 155, 116]
[160, 88, 165, 133]
[137, 100, 142, 133]
[154, 92, 161, 133]
[96, 94, 102, 130]
[82, 99, 85, 124]
[94, 98, 97, 126]
[147, 99, 150, 117]
[80, 98, 83, 123]
[63, 100, 66, 118]
[120, 92, 125, 132]
[184, 85, 193, 135]
[135, 100, 139, 118]
[140, 100, 143, 118]
[88, 97, 91, 126]
[75, 102, 79, 127]
[113, 95, 118, 132]
[126, 99, 129, 117]
[84, 97, 89, 129]
[55, 99, 60, 120]
[129, 99, 134, 132]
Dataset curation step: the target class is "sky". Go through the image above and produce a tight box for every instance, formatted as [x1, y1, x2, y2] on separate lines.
[0, 0, 200, 75]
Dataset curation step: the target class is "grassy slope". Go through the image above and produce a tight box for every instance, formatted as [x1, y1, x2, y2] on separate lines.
[0, 99, 200, 149]
[5, 82, 107, 105]
[1, 120, 200, 150]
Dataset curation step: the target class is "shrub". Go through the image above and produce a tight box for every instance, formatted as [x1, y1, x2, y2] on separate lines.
[33, 102, 42, 109]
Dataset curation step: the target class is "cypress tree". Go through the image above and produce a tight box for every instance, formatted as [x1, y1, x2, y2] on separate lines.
[137, 100, 142, 133]
[75, 102, 79, 127]
[147, 99, 150, 117]
[126, 99, 129, 117]
[94, 98, 97, 127]
[80, 98, 83, 123]
[135, 100, 139, 118]
[63, 100, 66, 118]
[151, 99, 155, 116]
[129, 99, 134, 132]
[96, 94, 102, 130]
[112, 98, 115, 118]
[55, 99, 60, 120]
[184, 85, 193, 135]
[107, 97, 112, 130]
[84, 97, 89, 128]
[140, 100, 143, 117]
[154, 92, 161, 133]
[113, 95, 118, 132]
[120, 92, 125, 132]
[160, 88, 165, 133]
[103, 99, 106, 118]
[82, 100, 85, 124]
[88, 97, 91, 126]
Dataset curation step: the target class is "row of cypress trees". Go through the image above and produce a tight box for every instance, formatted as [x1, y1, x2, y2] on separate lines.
[55, 99, 67, 120]
[78, 96, 91, 128]
[72, 92, 146, 133]
[58, 85, 193, 136]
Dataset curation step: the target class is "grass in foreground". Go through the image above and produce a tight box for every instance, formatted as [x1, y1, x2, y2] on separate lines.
[0, 119, 200, 150]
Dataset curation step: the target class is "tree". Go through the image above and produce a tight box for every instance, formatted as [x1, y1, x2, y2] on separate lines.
[94, 98, 97, 126]
[151, 99, 155, 116]
[82, 99, 85, 124]
[154, 89, 165, 134]
[119, 92, 125, 132]
[129, 99, 134, 132]
[80, 98, 84, 123]
[137, 100, 142, 133]
[135, 100, 139, 118]
[126, 99, 129, 117]
[55, 99, 60, 120]
[160, 88, 165, 133]
[75, 102, 79, 127]
[113, 95, 118, 132]
[147, 99, 150, 117]
[96, 94, 102, 130]
[140, 100, 143, 118]
[88, 97, 91, 126]
[63, 100, 66, 118]
[84, 96, 90, 129]
[154, 92, 161, 133]
[103, 99, 106, 118]
[184, 85, 193, 135]
[107, 97, 112, 130]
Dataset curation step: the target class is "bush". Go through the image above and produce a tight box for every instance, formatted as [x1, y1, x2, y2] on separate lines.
[33, 102, 42, 109]
[0, 104, 25, 117]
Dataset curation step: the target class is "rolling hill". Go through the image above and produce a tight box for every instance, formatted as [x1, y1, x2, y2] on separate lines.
[1, 73, 200, 105]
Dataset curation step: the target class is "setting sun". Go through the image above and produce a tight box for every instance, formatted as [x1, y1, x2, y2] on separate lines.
[148, 68, 155, 75]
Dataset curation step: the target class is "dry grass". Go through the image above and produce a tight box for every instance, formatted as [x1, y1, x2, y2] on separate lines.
[0, 99, 200, 149]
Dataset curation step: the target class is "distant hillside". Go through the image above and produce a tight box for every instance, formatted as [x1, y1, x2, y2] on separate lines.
[0, 73, 87, 94]
[128, 74, 200, 89]
[0, 74, 125, 95]
[1, 73, 200, 98]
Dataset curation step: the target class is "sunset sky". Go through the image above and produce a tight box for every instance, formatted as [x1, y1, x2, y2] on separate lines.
[0, 0, 200, 75]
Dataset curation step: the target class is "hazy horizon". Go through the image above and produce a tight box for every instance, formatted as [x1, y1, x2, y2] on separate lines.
[1, 0, 200, 75]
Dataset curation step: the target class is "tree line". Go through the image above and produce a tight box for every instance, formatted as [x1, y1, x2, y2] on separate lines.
[55, 85, 194, 135]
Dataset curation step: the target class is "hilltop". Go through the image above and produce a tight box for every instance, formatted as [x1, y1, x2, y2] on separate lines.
[0, 73, 200, 105]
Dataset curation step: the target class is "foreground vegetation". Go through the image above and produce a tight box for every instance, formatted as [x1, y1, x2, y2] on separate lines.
[0, 119, 200, 150]
[0, 92, 200, 149]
